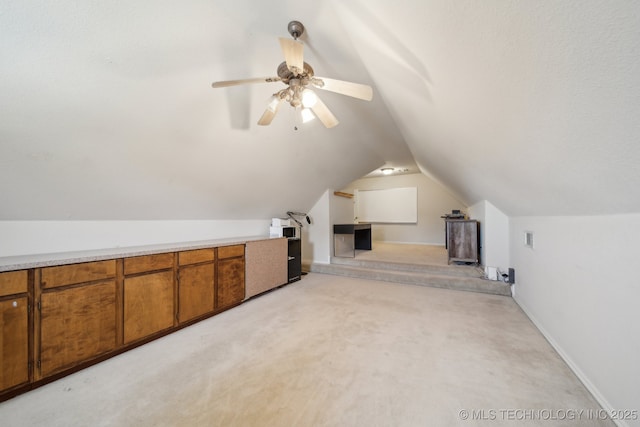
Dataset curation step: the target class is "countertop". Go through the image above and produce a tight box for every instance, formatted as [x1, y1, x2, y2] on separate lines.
[0, 235, 281, 272]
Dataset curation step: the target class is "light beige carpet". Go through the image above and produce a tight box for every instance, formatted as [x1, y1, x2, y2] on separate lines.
[355, 242, 450, 266]
[0, 274, 612, 426]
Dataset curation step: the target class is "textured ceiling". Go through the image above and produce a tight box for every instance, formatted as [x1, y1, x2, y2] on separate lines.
[1, 0, 639, 220]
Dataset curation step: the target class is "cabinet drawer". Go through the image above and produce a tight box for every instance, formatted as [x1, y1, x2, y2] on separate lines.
[218, 245, 244, 259]
[0, 270, 28, 296]
[178, 248, 215, 266]
[124, 253, 174, 275]
[41, 260, 116, 289]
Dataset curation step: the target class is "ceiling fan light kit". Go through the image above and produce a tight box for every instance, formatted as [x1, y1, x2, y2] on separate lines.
[212, 21, 373, 129]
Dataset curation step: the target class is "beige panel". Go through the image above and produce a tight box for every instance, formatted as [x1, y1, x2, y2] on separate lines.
[245, 239, 288, 299]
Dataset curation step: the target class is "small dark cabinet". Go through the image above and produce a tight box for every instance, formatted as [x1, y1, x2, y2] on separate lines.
[446, 220, 480, 264]
[287, 238, 302, 283]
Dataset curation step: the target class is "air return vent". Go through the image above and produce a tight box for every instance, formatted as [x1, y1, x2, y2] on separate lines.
[524, 231, 534, 248]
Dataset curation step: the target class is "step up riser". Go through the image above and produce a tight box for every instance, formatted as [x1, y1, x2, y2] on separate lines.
[330, 257, 481, 278]
[310, 263, 511, 297]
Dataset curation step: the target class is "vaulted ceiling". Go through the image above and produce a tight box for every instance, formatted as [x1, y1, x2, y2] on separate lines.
[1, 1, 639, 220]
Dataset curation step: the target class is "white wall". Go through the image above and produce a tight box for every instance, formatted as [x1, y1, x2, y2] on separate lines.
[485, 202, 510, 270]
[0, 220, 270, 257]
[341, 173, 466, 245]
[511, 214, 640, 427]
[468, 201, 487, 263]
[468, 200, 510, 271]
[331, 192, 356, 226]
[302, 190, 331, 265]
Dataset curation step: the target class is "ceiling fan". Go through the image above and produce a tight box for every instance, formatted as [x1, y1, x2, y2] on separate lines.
[211, 21, 373, 129]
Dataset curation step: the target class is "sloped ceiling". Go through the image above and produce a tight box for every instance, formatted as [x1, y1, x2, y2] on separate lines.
[1, 0, 639, 220]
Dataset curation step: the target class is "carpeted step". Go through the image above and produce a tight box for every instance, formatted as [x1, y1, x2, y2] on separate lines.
[329, 256, 482, 278]
[308, 262, 511, 296]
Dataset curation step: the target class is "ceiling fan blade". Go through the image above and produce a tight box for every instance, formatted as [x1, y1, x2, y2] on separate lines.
[313, 76, 373, 101]
[311, 97, 339, 128]
[279, 38, 304, 75]
[257, 97, 284, 126]
[211, 77, 281, 88]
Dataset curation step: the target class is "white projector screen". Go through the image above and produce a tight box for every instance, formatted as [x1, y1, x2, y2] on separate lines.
[356, 187, 417, 223]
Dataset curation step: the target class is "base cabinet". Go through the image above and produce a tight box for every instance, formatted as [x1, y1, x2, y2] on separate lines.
[1, 242, 249, 401]
[216, 246, 245, 309]
[38, 261, 118, 379]
[123, 254, 175, 345]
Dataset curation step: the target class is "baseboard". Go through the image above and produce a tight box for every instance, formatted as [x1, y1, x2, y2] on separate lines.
[302, 261, 327, 272]
[513, 297, 628, 427]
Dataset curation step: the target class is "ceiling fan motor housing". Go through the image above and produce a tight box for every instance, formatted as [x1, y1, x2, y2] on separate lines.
[277, 61, 314, 84]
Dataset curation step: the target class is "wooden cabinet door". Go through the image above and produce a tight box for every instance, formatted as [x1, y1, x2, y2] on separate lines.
[40, 281, 117, 377]
[1, 297, 29, 390]
[216, 257, 245, 309]
[123, 271, 174, 344]
[447, 220, 479, 263]
[178, 263, 215, 323]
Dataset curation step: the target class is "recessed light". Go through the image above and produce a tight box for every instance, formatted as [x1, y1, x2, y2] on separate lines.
[381, 167, 394, 175]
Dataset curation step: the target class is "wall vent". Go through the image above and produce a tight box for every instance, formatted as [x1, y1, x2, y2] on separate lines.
[524, 231, 534, 248]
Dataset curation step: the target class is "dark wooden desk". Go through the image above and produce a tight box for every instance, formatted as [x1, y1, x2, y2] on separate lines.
[333, 223, 372, 257]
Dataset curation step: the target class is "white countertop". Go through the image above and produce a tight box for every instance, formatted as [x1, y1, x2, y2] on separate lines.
[0, 235, 281, 272]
